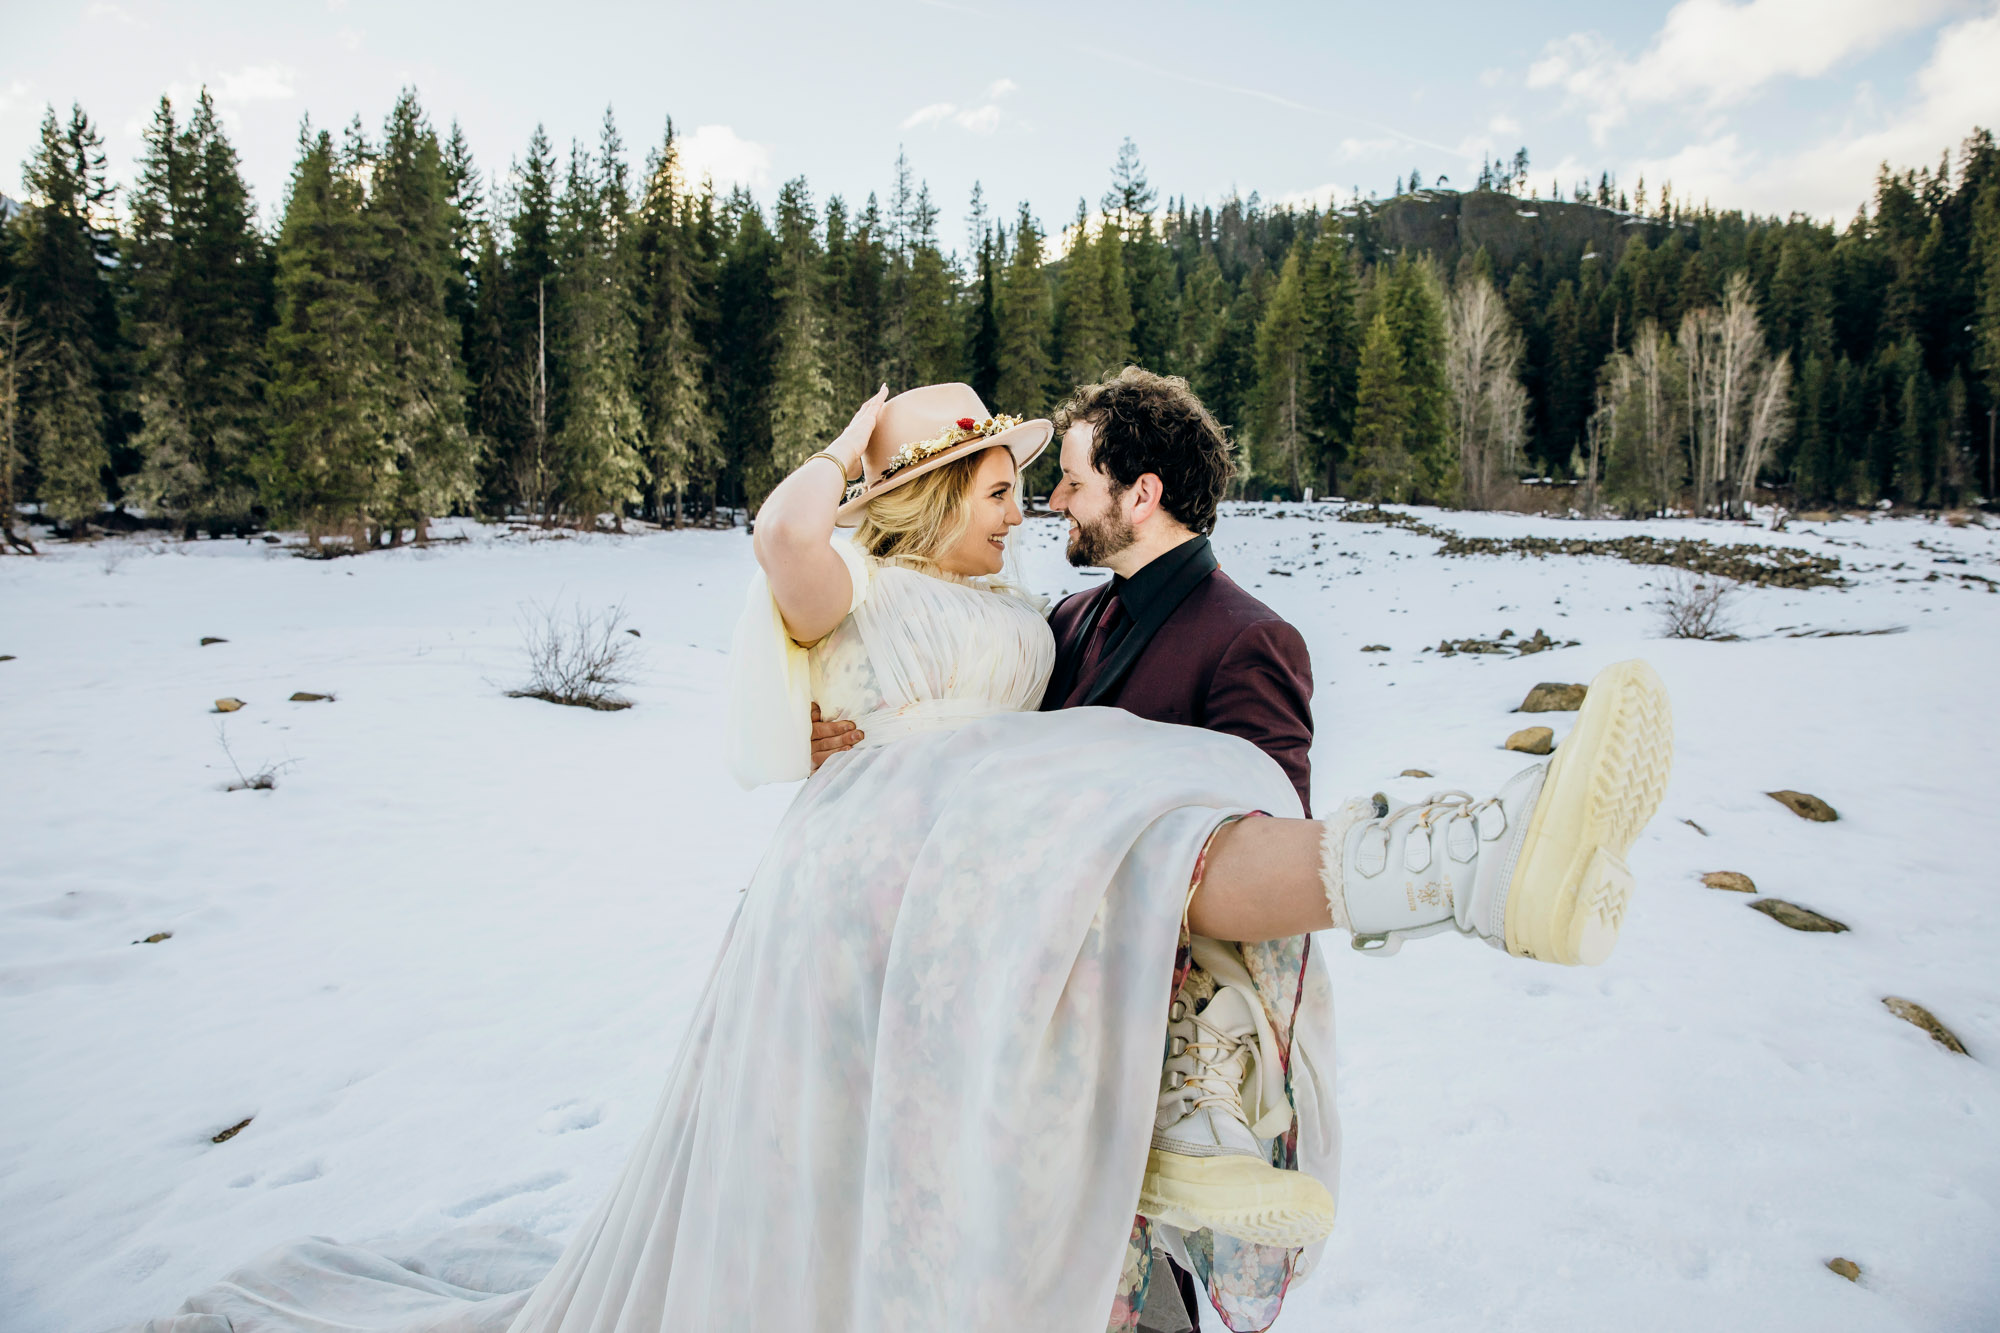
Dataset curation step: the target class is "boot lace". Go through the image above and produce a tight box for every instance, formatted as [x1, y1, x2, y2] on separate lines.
[1166, 1004, 1255, 1117]
[1388, 788, 1481, 829]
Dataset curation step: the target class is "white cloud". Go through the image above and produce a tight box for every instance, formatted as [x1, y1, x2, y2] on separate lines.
[86, 3, 140, 25]
[986, 78, 1018, 99]
[1625, 4, 2000, 218]
[1530, 0, 1965, 141]
[677, 123, 772, 190]
[901, 102, 956, 130]
[954, 104, 1001, 134]
[213, 64, 297, 103]
[1276, 182, 1347, 210]
[900, 101, 1005, 134]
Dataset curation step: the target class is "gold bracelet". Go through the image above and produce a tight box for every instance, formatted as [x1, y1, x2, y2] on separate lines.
[807, 450, 857, 482]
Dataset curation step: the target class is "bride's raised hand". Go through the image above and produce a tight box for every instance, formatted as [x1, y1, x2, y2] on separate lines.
[829, 384, 890, 475]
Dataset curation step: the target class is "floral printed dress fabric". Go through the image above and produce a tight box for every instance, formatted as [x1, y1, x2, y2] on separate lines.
[123, 555, 1336, 1333]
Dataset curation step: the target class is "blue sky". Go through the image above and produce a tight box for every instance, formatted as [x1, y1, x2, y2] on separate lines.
[4, 0, 1998, 244]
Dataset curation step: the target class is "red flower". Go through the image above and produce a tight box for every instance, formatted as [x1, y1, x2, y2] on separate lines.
[956, 417, 976, 430]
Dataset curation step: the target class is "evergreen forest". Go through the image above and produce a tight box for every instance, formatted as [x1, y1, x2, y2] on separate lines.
[3, 89, 1999, 549]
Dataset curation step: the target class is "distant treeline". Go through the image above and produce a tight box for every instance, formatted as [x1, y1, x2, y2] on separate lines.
[1, 90, 1997, 548]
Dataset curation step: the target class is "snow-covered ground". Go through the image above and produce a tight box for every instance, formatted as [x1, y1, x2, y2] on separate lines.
[3, 504, 1996, 1332]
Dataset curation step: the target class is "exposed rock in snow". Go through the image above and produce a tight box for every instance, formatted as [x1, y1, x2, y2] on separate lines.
[1518, 681, 1587, 712]
[1768, 790, 1838, 821]
[1882, 997, 1968, 1055]
[1505, 726, 1554, 755]
[1749, 899, 1849, 932]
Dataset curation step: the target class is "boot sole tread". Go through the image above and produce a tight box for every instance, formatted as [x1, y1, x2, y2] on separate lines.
[1504, 659, 1674, 966]
[1138, 1150, 1338, 1248]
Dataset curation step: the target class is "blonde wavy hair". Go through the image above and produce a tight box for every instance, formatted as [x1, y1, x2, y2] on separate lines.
[852, 445, 1013, 566]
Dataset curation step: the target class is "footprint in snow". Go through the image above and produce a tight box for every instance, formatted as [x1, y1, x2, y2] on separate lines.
[538, 1100, 604, 1135]
[267, 1159, 325, 1188]
[444, 1170, 568, 1219]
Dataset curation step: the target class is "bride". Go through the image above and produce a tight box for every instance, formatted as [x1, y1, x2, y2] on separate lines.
[130, 385, 1672, 1333]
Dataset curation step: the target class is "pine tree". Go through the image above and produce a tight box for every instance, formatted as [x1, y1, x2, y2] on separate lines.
[633, 120, 717, 526]
[1055, 203, 1131, 387]
[1197, 282, 1260, 449]
[123, 97, 199, 520]
[1972, 172, 2000, 496]
[369, 89, 477, 543]
[441, 121, 483, 337]
[0, 292, 39, 550]
[260, 123, 390, 544]
[1378, 256, 1454, 499]
[551, 119, 645, 527]
[1104, 141, 1175, 373]
[712, 190, 778, 512]
[901, 182, 960, 387]
[994, 204, 1053, 415]
[965, 185, 1001, 402]
[12, 105, 118, 527]
[495, 126, 561, 516]
[1252, 246, 1308, 495]
[1349, 311, 1414, 501]
[1176, 251, 1226, 377]
[824, 193, 888, 408]
[1299, 219, 1360, 490]
[765, 176, 833, 501]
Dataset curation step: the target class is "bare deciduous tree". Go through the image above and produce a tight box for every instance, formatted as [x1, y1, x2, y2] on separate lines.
[1445, 274, 1527, 509]
[1679, 273, 1791, 518]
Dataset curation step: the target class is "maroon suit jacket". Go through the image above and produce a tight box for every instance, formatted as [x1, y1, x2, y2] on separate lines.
[1041, 544, 1315, 815]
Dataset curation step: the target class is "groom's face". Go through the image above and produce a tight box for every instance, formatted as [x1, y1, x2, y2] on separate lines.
[1050, 422, 1136, 569]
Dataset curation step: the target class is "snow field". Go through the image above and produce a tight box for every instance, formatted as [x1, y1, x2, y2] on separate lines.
[2, 505, 1996, 1331]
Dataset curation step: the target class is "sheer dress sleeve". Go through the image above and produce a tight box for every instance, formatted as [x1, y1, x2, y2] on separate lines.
[725, 535, 870, 789]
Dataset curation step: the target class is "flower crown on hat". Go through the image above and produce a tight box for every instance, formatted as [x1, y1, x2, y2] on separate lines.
[845, 413, 1026, 502]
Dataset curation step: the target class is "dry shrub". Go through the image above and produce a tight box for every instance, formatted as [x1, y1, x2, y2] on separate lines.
[509, 599, 637, 710]
[216, 723, 294, 791]
[1655, 570, 1740, 639]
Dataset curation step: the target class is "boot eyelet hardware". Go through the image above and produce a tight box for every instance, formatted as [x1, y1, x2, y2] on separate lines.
[1169, 1000, 1187, 1021]
[1166, 1070, 1187, 1090]
[1168, 1035, 1188, 1057]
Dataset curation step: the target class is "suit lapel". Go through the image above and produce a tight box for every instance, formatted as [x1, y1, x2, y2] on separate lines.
[1042, 581, 1116, 710]
[1077, 540, 1219, 707]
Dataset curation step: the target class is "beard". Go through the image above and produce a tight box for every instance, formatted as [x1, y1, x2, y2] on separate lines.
[1064, 507, 1137, 568]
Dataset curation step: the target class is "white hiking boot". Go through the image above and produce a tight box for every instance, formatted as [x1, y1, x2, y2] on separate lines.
[1136, 983, 1337, 1247]
[1324, 658, 1674, 965]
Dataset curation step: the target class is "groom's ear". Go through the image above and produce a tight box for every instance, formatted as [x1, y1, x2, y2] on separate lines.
[1125, 472, 1167, 523]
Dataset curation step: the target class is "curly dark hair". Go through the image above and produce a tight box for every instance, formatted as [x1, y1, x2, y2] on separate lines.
[1053, 367, 1236, 535]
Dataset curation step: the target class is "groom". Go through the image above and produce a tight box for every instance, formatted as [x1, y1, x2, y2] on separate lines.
[814, 368, 1321, 1331]
[1038, 368, 1313, 812]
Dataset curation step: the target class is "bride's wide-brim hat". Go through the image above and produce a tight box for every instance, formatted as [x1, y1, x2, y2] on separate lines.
[834, 383, 1052, 527]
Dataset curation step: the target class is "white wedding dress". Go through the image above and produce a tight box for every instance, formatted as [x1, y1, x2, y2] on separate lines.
[128, 548, 1337, 1333]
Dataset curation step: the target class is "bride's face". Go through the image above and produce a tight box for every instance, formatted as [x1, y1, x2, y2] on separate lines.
[935, 446, 1023, 577]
